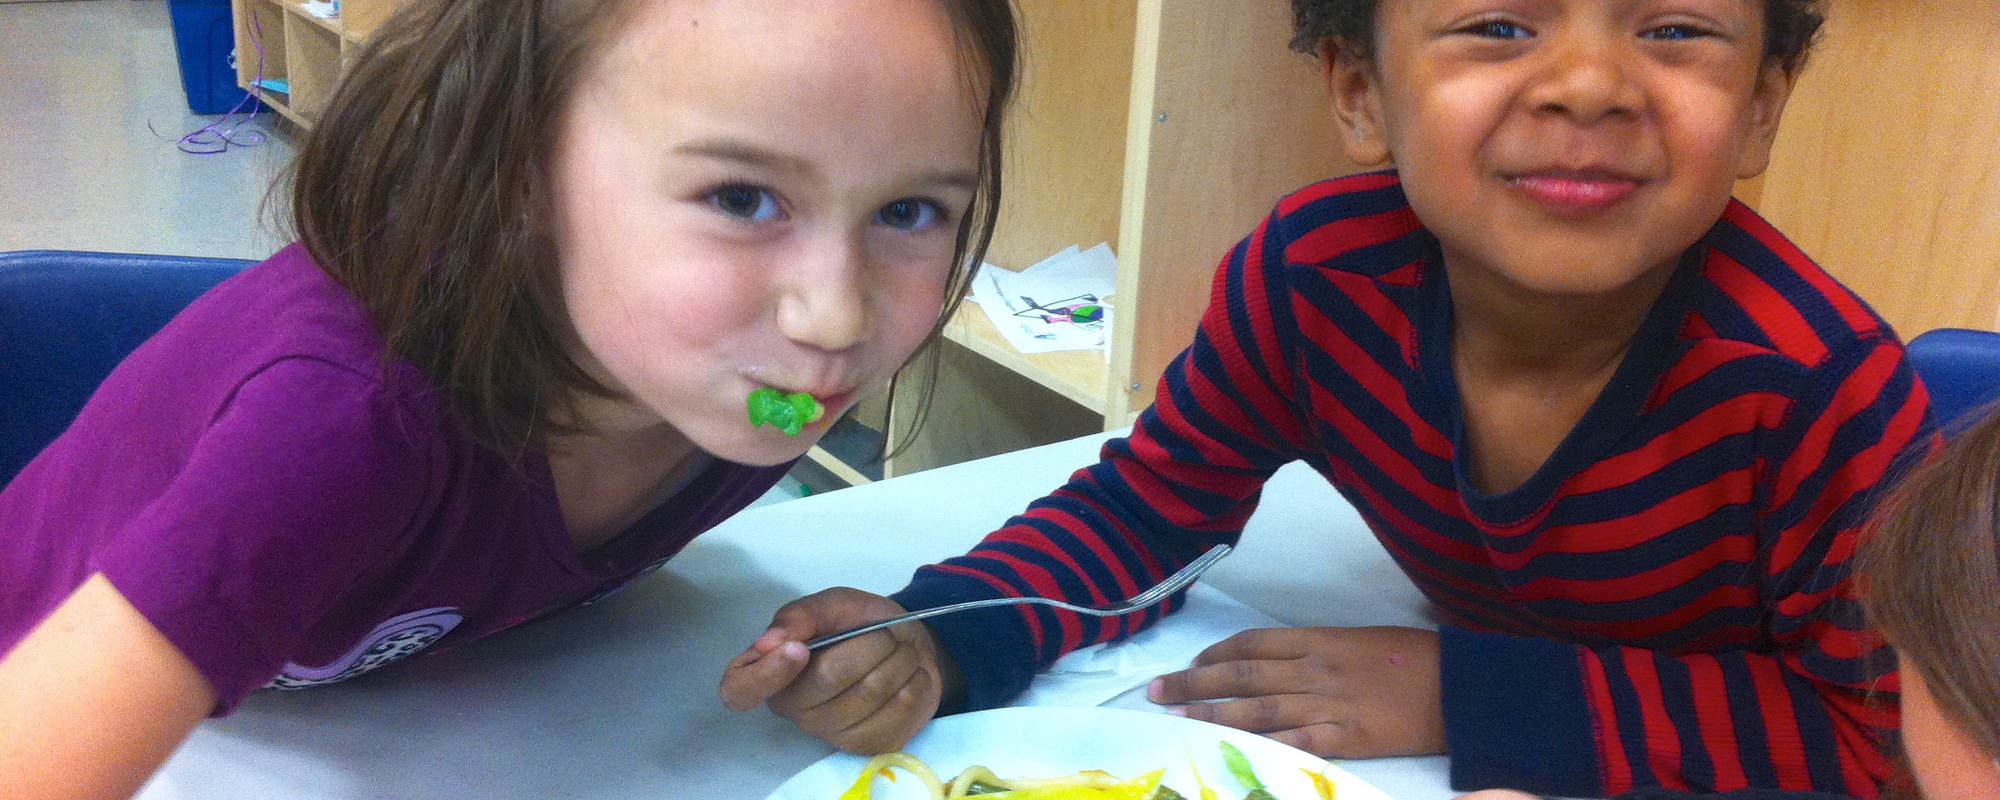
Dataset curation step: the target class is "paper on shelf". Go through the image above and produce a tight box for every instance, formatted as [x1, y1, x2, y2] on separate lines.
[300, 0, 338, 19]
[967, 243, 1117, 354]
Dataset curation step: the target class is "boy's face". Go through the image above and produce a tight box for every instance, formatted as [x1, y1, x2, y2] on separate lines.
[547, 0, 983, 465]
[1325, 0, 1793, 297]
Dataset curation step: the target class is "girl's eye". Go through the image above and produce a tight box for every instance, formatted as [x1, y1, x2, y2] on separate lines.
[875, 198, 947, 232]
[708, 184, 783, 222]
[1463, 20, 1531, 39]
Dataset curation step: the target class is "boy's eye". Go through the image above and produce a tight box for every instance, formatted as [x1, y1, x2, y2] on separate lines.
[1463, 20, 1531, 39]
[1641, 23, 1716, 41]
[708, 184, 783, 222]
[875, 198, 946, 231]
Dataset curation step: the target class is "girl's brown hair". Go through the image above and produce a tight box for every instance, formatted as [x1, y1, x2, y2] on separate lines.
[1860, 403, 2000, 759]
[291, 0, 1017, 457]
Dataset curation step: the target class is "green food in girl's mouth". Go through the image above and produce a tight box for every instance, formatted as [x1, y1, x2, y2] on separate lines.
[746, 387, 825, 436]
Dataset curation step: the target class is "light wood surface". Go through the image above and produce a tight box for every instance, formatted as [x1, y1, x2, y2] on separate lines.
[1748, 0, 2000, 334]
[983, 2, 1136, 277]
[1110, 0, 1359, 421]
[804, 447, 872, 487]
[233, 0, 406, 129]
[338, 0, 398, 41]
[282, 12, 338, 120]
[941, 300, 1111, 415]
[883, 339, 1100, 480]
[886, 0, 1362, 470]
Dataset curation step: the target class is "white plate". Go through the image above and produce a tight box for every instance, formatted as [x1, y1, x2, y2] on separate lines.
[766, 706, 1399, 799]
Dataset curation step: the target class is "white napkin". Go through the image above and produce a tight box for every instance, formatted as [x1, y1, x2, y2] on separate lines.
[1013, 583, 1283, 708]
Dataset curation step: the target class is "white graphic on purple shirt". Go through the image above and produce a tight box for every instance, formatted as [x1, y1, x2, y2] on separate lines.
[264, 607, 464, 690]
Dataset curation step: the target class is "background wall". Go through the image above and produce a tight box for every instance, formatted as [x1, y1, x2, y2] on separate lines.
[1738, 0, 2000, 335]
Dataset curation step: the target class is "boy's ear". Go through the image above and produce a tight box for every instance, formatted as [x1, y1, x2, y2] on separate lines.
[1321, 40, 1392, 167]
[1736, 59, 1797, 179]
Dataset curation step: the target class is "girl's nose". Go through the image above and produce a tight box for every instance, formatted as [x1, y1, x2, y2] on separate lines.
[776, 235, 870, 352]
[1525, 33, 1642, 124]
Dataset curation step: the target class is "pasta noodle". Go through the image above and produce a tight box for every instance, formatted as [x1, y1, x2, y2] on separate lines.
[829, 742, 1339, 800]
[834, 752, 1178, 800]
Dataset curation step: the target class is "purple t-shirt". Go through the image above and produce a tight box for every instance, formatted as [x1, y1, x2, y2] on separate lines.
[0, 244, 788, 713]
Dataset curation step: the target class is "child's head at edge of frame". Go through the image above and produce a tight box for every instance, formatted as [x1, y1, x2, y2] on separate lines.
[285, 0, 1019, 465]
[1284, 0, 1825, 303]
[1859, 402, 2000, 800]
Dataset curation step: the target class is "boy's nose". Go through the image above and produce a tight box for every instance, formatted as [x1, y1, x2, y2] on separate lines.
[776, 235, 870, 352]
[1525, 35, 1642, 123]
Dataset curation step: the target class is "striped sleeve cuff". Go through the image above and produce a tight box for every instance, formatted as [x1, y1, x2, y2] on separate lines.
[891, 571, 1040, 713]
[1441, 626, 1603, 796]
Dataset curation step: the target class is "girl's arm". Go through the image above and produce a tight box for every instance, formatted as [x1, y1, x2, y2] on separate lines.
[0, 573, 215, 800]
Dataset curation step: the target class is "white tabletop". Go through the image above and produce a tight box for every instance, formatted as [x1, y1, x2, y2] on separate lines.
[140, 430, 1461, 800]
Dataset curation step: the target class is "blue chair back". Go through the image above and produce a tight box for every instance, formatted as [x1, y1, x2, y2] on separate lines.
[1906, 327, 2000, 434]
[0, 250, 254, 484]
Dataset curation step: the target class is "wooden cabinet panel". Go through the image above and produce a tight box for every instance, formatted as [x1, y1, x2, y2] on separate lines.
[1746, 0, 2000, 334]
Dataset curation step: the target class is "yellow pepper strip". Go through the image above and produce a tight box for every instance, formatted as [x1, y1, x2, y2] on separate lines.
[1301, 767, 1337, 800]
[1185, 754, 1219, 800]
[977, 768, 1165, 800]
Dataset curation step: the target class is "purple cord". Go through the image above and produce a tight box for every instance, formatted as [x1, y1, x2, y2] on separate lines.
[171, 9, 271, 155]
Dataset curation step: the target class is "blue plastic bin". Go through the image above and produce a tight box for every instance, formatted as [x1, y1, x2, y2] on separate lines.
[166, 0, 262, 115]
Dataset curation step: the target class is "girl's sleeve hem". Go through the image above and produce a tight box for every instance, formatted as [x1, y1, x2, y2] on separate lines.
[1441, 625, 1602, 796]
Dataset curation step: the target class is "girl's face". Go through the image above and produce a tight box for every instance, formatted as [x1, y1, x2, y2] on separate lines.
[1901, 658, 2000, 798]
[1327, 0, 1793, 298]
[549, 0, 983, 465]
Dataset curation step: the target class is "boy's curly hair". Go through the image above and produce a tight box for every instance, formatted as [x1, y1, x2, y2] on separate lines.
[1289, 0, 1825, 75]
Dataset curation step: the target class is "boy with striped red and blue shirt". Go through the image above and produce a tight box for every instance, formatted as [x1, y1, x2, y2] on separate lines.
[722, 1, 1929, 797]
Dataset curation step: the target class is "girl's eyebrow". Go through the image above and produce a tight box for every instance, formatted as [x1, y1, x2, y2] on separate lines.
[673, 137, 979, 193]
[913, 169, 981, 193]
[674, 138, 817, 176]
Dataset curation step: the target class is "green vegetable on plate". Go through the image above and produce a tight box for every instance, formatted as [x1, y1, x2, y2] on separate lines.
[1219, 742, 1278, 800]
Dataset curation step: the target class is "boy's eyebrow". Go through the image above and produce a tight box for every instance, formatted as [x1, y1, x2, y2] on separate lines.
[674, 137, 979, 192]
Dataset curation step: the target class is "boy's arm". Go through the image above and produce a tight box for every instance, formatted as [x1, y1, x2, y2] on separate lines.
[1443, 339, 1930, 798]
[0, 573, 216, 800]
[891, 207, 1317, 710]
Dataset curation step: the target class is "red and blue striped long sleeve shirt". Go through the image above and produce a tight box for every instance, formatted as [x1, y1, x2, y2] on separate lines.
[892, 172, 1931, 798]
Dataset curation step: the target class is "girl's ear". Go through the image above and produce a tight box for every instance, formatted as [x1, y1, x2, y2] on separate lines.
[1735, 59, 1797, 179]
[1322, 39, 1392, 167]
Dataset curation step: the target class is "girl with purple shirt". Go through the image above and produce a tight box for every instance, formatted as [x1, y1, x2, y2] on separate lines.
[0, 0, 1018, 796]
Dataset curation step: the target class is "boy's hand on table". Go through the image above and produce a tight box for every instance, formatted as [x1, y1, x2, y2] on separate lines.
[718, 588, 949, 753]
[1148, 625, 1447, 758]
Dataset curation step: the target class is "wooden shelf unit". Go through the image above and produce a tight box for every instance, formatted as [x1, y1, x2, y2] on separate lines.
[875, 0, 1360, 480]
[230, 0, 404, 128]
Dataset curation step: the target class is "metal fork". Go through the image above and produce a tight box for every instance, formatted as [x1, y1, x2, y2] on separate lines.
[804, 543, 1234, 650]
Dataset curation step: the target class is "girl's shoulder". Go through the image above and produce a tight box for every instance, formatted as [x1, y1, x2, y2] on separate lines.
[74, 243, 449, 471]
[127, 243, 432, 404]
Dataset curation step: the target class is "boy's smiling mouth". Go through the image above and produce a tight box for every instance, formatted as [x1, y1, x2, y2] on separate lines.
[1506, 170, 1644, 216]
